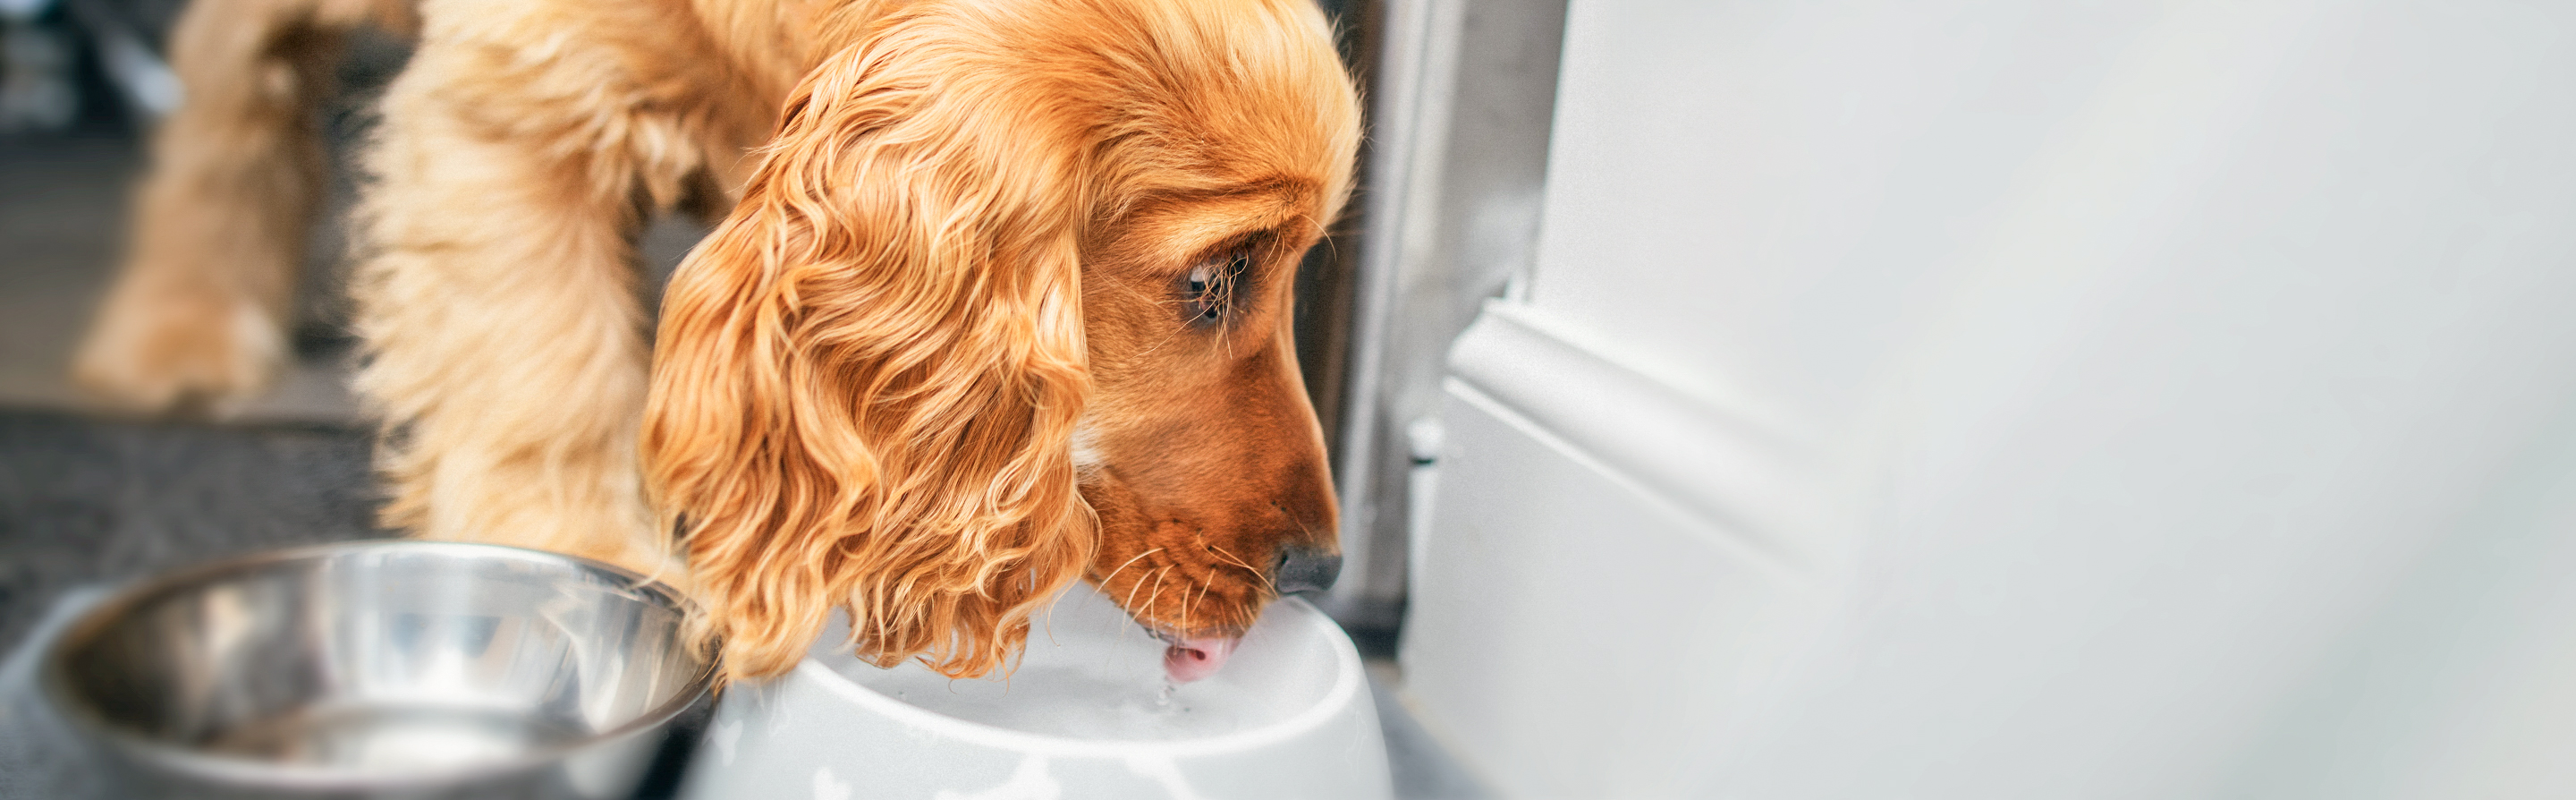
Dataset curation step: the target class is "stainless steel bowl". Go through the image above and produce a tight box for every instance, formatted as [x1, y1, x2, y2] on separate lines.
[38, 541, 716, 799]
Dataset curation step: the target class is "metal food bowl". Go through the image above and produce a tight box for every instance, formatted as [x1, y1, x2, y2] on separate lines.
[38, 541, 716, 800]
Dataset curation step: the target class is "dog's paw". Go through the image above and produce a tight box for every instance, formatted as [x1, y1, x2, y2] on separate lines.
[71, 286, 287, 417]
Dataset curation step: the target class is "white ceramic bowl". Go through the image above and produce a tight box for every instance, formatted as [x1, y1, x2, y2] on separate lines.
[677, 586, 1390, 800]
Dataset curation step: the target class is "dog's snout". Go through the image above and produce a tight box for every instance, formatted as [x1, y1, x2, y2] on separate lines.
[1271, 545, 1340, 596]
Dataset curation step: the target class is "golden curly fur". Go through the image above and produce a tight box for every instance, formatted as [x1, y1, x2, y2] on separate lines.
[80, 0, 1359, 684]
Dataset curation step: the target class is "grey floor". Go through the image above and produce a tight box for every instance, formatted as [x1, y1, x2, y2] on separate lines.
[0, 93, 1487, 800]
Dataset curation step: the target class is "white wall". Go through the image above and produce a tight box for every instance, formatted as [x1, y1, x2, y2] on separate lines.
[1398, 1, 2576, 797]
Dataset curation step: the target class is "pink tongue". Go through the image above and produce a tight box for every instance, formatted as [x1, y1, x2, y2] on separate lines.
[1163, 636, 1240, 683]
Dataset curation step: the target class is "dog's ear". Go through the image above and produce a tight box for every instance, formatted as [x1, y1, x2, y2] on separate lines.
[643, 34, 1096, 682]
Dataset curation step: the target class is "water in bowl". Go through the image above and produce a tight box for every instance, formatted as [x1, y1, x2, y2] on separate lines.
[820, 586, 1295, 741]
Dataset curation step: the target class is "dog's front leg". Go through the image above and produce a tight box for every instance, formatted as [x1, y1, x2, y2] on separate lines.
[73, 0, 411, 415]
[350, 18, 694, 579]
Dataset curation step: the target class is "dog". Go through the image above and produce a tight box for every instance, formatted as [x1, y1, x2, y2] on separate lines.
[75, 0, 1360, 685]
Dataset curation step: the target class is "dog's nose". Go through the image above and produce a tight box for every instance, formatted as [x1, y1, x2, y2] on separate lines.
[1271, 545, 1341, 596]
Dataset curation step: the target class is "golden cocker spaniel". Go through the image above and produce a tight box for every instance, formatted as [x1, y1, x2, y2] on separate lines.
[76, 0, 1360, 685]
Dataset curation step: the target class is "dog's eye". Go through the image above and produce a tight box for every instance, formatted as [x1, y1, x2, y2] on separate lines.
[1180, 251, 1250, 326]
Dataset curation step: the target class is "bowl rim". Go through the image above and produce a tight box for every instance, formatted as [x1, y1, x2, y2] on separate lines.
[36, 539, 720, 791]
[784, 594, 1368, 758]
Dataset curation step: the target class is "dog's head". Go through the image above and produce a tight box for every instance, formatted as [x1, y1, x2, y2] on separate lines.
[643, 0, 1359, 683]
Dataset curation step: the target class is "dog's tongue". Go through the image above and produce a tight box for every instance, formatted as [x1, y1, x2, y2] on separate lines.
[1163, 636, 1240, 683]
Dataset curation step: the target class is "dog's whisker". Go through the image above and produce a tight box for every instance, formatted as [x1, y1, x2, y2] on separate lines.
[1200, 541, 1258, 577]
[1203, 542, 1275, 593]
[1309, 215, 1342, 261]
[1117, 556, 1162, 635]
[1140, 566, 1173, 620]
[1182, 578, 1211, 636]
[1097, 547, 1163, 595]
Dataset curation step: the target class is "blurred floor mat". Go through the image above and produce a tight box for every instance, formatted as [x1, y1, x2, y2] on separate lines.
[0, 410, 382, 654]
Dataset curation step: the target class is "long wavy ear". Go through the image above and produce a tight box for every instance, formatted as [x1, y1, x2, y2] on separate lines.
[642, 30, 1095, 683]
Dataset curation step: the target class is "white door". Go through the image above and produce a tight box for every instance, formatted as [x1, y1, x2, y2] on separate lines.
[1399, 2, 2576, 797]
